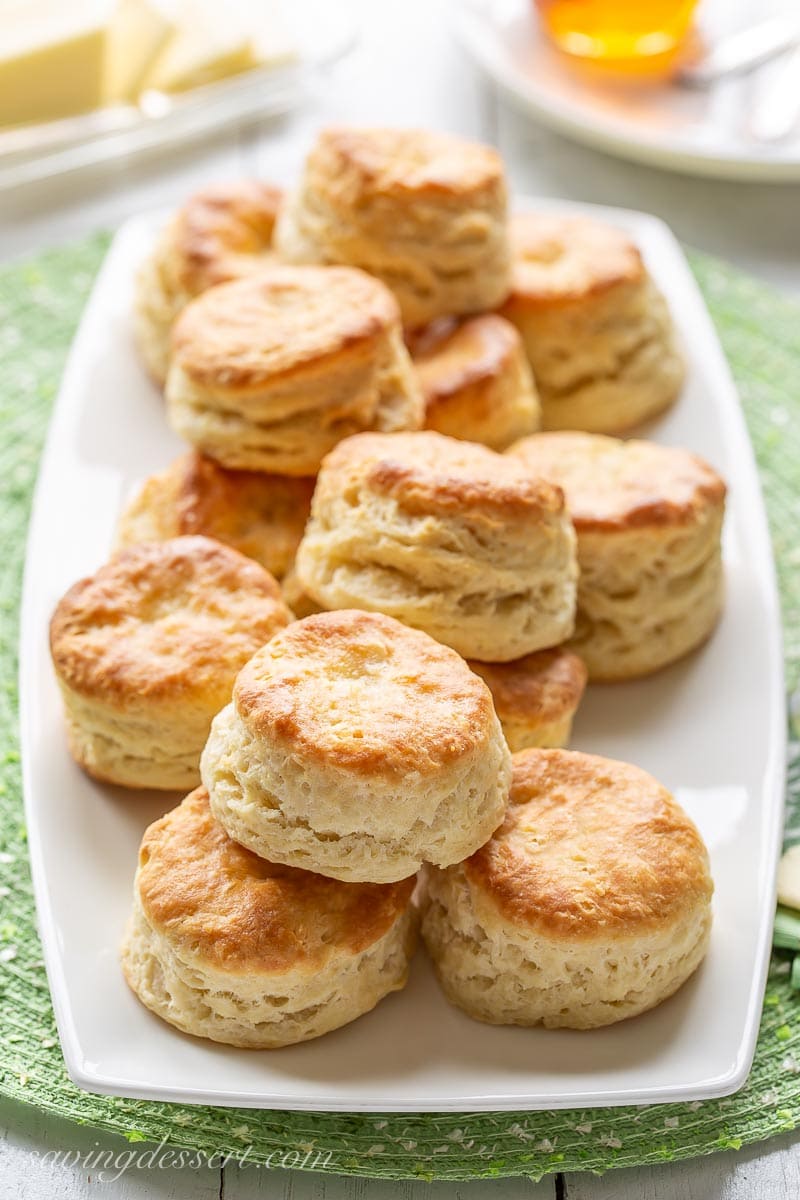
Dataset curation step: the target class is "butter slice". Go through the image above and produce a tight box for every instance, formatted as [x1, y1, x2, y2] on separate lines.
[250, 2, 298, 70]
[104, 0, 175, 103]
[0, 5, 107, 127]
[142, 0, 256, 93]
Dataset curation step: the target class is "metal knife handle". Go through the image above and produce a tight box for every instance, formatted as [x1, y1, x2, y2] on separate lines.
[748, 43, 800, 143]
[679, 13, 800, 88]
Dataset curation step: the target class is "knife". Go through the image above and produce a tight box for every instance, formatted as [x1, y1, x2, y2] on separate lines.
[678, 12, 800, 88]
[748, 42, 800, 143]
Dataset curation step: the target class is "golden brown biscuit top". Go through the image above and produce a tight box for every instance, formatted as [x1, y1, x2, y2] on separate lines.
[171, 265, 400, 388]
[142, 452, 314, 573]
[137, 788, 415, 974]
[307, 125, 506, 201]
[50, 536, 291, 705]
[234, 610, 497, 777]
[411, 314, 521, 409]
[503, 212, 644, 308]
[509, 432, 726, 531]
[318, 431, 565, 520]
[468, 649, 587, 726]
[168, 179, 284, 296]
[466, 749, 712, 939]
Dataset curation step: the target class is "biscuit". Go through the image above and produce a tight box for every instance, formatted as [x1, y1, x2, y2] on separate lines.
[508, 432, 726, 680]
[275, 126, 511, 327]
[49, 536, 291, 790]
[121, 787, 417, 1047]
[166, 265, 424, 476]
[408, 314, 541, 450]
[115, 451, 314, 580]
[422, 748, 713, 1029]
[201, 610, 511, 883]
[280, 567, 322, 619]
[134, 180, 283, 386]
[468, 648, 587, 752]
[499, 212, 685, 433]
[294, 431, 578, 662]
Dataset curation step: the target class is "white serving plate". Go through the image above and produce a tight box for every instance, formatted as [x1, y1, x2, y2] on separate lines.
[20, 200, 785, 1111]
[455, 0, 800, 182]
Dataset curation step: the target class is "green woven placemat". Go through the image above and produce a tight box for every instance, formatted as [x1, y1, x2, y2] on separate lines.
[1, 235, 799, 1182]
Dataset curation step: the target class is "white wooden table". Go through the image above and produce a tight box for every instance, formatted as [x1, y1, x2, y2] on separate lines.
[2, 1, 799, 1195]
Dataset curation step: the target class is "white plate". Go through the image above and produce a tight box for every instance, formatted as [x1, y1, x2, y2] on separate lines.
[455, 0, 800, 181]
[20, 200, 785, 1111]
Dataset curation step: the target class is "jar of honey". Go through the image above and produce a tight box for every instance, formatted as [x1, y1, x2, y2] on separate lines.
[535, 0, 699, 71]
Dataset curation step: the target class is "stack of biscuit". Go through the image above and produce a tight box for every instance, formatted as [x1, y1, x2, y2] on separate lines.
[499, 212, 685, 432]
[135, 180, 284, 387]
[274, 126, 512, 327]
[293, 430, 580, 662]
[164, 265, 425, 476]
[122, 609, 512, 1047]
[50, 123, 724, 1049]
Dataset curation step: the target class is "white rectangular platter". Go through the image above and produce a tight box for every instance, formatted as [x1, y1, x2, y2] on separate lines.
[19, 199, 785, 1111]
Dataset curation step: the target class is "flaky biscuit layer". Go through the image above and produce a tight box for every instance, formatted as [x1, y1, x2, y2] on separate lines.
[134, 180, 283, 385]
[295, 432, 578, 662]
[275, 126, 511, 327]
[468, 648, 587, 752]
[500, 214, 684, 433]
[422, 749, 713, 1029]
[509, 433, 726, 679]
[166, 267, 423, 475]
[201, 611, 512, 882]
[410, 314, 540, 449]
[50, 536, 291, 788]
[122, 788, 416, 1047]
[115, 451, 314, 579]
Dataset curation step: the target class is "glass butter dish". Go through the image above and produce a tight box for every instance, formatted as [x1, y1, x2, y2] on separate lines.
[0, 0, 355, 191]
